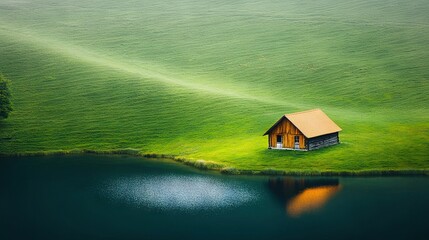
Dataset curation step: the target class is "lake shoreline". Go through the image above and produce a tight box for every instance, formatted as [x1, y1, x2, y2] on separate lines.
[1, 149, 428, 177]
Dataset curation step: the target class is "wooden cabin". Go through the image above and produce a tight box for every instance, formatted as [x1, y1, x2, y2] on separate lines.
[263, 109, 342, 151]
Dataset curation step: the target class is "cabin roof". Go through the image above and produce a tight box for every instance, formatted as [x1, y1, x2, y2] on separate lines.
[263, 109, 342, 138]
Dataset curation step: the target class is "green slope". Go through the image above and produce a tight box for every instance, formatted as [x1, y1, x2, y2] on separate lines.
[0, 0, 428, 172]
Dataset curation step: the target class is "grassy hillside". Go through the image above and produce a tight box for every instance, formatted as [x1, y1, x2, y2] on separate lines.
[0, 0, 428, 172]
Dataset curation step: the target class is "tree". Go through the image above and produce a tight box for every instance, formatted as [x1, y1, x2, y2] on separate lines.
[0, 74, 13, 119]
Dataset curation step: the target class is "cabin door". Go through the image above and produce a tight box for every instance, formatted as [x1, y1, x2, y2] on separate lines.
[276, 135, 282, 148]
[294, 136, 300, 149]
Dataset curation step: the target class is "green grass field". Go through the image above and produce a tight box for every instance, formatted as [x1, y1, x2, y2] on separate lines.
[0, 0, 428, 173]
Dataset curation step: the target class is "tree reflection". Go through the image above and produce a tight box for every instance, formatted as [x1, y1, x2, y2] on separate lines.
[268, 177, 341, 217]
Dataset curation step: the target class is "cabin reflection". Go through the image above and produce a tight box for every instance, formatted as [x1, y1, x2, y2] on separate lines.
[268, 177, 341, 217]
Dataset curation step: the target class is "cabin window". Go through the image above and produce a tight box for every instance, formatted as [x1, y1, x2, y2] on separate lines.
[276, 135, 282, 143]
[294, 136, 299, 143]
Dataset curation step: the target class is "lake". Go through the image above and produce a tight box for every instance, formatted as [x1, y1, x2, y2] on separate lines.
[0, 155, 428, 239]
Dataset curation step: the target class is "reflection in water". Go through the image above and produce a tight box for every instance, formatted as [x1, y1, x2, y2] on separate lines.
[287, 185, 340, 216]
[268, 178, 341, 217]
[103, 175, 258, 210]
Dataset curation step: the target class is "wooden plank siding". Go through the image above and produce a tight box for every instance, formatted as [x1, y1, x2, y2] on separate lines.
[307, 132, 339, 150]
[268, 118, 306, 149]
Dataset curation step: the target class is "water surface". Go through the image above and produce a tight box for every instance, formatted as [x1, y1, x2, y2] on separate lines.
[0, 155, 428, 239]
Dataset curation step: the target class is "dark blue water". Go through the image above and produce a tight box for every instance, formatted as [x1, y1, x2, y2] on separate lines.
[0, 155, 428, 240]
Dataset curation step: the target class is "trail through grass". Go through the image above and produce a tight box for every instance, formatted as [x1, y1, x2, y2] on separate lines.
[0, 24, 284, 105]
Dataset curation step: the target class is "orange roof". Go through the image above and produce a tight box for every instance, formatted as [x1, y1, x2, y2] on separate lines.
[264, 109, 342, 138]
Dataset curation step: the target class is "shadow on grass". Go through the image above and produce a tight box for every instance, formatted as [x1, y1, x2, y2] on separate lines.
[260, 143, 347, 159]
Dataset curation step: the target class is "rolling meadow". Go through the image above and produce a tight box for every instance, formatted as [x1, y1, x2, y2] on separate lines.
[0, 0, 428, 173]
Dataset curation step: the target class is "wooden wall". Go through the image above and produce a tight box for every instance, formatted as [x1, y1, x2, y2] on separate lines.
[268, 117, 306, 149]
[307, 132, 339, 150]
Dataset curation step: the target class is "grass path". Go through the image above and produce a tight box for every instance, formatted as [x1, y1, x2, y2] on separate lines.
[0, 24, 282, 105]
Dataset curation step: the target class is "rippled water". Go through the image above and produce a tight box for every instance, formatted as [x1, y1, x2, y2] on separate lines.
[1, 155, 428, 240]
[104, 175, 258, 210]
